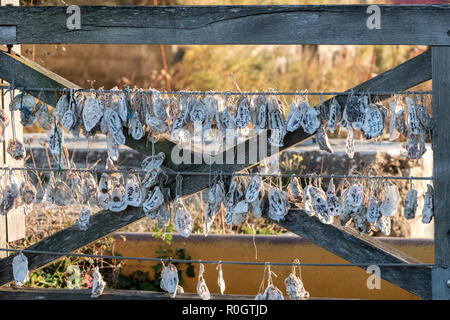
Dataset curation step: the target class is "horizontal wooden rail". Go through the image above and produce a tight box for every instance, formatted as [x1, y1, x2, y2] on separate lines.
[0, 49, 433, 299]
[0, 5, 449, 45]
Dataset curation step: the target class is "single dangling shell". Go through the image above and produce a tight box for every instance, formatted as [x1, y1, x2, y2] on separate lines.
[197, 264, 211, 300]
[376, 215, 391, 236]
[362, 103, 385, 140]
[125, 173, 142, 207]
[217, 264, 226, 295]
[263, 285, 284, 300]
[389, 100, 400, 141]
[142, 168, 164, 190]
[189, 99, 206, 123]
[236, 96, 251, 129]
[141, 152, 165, 171]
[351, 96, 367, 130]
[303, 185, 315, 217]
[156, 204, 171, 230]
[203, 202, 215, 236]
[7, 138, 25, 160]
[403, 188, 418, 220]
[106, 133, 119, 162]
[160, 263, 179, 298]
[380, 182, 400, 217]
[344, 183, 364, 211]
[268, 188, 289, 222]
[130, 111, 144, 140]
[345, 95, 363, 124]
[404, 133, 421, 159]
[309, 186, 333, 224]
[3, 186, 16, 213]
[232, 200, 248, 226]
[37, 103, 54, 131]
[300, 101, 320, 135]
[340, 106, 349, 131]
[109, 183, 127, 212]
[250, 190, 265, 219]
[422, 184, 434, 224]
[245, 175, 262, 203]
[415, 103, 433, 130]
[104, 108, 122, 134]
[82, 97, 104, 132]
[287, 177, 303, 203]
[174, 198, 194, 237]
[21, 181, 36, 206]
[395, 108, 408, 137]
[81, 172, 97, 204]
[117, 92, 129, 123]
[53, 181, 72, 206]
[225, 206, 233, 225]
[268, 98, 287, 147]
[143, 186, 164, 215]
[326, 179, 341, 216]
[284, 261, 310, 300]
[316, 125, 333, 153]
[406, 97, 420, 135]
[77, 206, 90, 231]
[366, 196, 380, 223]
[91, 267, 106, 298]
[152, 91, 167, 121]
[345, 128, 355, 159]
[327, 98, 341, 133]
[54, 94, 69, 122]
[48, 126, 63, 156]
[12, 252, 28, 286]
[286, 99, 303, 132]
[61, 99, 75, 131]
[98, 173, 111, 210]
[254, 95, 268, 134]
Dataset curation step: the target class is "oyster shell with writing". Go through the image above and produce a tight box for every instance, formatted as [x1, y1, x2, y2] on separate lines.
[327, 98, 341, 133]
[97, 173, 111, 210]
[403, 188, 418, 220]
[380, 182, 400, 217]
[366, 196, 380, 223]
[77, 206, 91, 231]
[422, 184, 434, 224]
[48, 126, 63, 156]
[125, 173, 142, 207]
[362, 103, 385, 140]
[174, 198, 194, 238]
[160, 263, 179, 298]
[395, 108, 408, 137]
[406, 97, 420, 135]
[309, 186, 333, 224]
[82, 97, 104, 132]
[109, 183, 127, 212]
[345, 128, 355, 159]
[236, 96, 251, 129]
[143, 186, 164, 215]
[326, 179, 341, 216]
[37, 103, 54, 131]
[245, 175, 262, 203]
[268, 188, 289, 222]
[254, 95, 268, 134]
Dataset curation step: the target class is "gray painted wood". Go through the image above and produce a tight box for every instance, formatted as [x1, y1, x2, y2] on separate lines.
[277, 210, 431, 300]
[431, 46, 450, 300]
[0, 48, 432, 298]
[0, 26, 15, 44]
[0, 6, 449, 45]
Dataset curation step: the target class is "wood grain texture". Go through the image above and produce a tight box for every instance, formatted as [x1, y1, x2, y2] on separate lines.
[431, 47, 450, 269]
[0, 6, 449, 45]
[0, 48, 433, 299]
[277, 210, 431, 300]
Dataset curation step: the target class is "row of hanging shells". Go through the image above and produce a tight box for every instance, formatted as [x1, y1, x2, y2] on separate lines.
[5, 89, 432, 164]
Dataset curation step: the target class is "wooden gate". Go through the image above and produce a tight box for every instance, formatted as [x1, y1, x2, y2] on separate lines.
[0, 4, 449, 300]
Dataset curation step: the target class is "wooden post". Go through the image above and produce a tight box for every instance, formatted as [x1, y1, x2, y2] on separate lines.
[0, 0, 25, 258]
[431, 46, 450, 300]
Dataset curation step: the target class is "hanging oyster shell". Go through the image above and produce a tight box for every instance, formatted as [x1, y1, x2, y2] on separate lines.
[61, 95, 75, 131]
[287, 176, 303, 203]
[406, 97, 420, 135]
[77, 206, 90, 231]
[232, 200, 248, 226]
[394, 108, 408, 137]
[48, 126, 63, 156]
[156, 204, 171, 230]
[422, 184, 434, 224]
[141, 152, 165, 171]
[189, 98, 206, 123]
[389, 100, 400, 141]
[303, 185, 315, 217]
[316, 125, 333, 153]
[327, 98, 342, 133]
[366, 196, 380, 223]
[309, 185, 333, 224]
[361, 103, 385, 140]
[263, 285, 284, 300]
[254, 95, 268, 134]
[98, 173, 111, 210]
[340, 106, 349, 131]
[7, 138, 25, 160]
[344, 183, 364, 211]
[146, 116, 169, 134]
[268, 188, 289, 222]
[142, 167, 165, 190]
[151, 91, 167, 121]
[376, 215, 391, 236]
[104, 107, 122, 135]
[106, 133, 119, 162]
[3, 186, 16, 213]
[91, 267, 106, 298]
[217, 264, 226, 295]
[326, 179, 341, 216]
[203, 202, 215, 235]
[109, 183, 127, 212]
[125, 173, 142, 207]
[36, 103, 54, 131]
[202, 96, 217, 139]
[380, 181, 400, 217]
[54, 94, 69, 122]
[286, 99, 303, 132]
[0, 120, 6, 143]
[174, 198, 194, 237]
[197, 263, 211, 300]
[345, 94, 365, 127]
[284, 260, 309, 300]
[268, 97, 287, 147]
[129, 110, 143, 140]
[12, 252, 28, 286]
[300, 101, 320, 135]
[21, 181, 36, 206]
[415, 103, 433, 130]
[53, 181, 72, 206]
[143, 186, 164, 215]
[236, 96, 251, 129]
[404, 133, 421, 159]
[160, 262, 179, 298]
[403, 188, 418, 220]
[245, 175, 262, 203]
[345, 127, 355, 159]
[116, 91, 129, 123]
[82, 97, 104, 132]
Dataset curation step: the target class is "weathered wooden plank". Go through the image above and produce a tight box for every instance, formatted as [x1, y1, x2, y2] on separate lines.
[0, 49, 433, 299]
[431, 46, 450, 300]
[0, 6, 449, 45]
[0, 26, 15, 44]
[278, 210, 431, 300]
